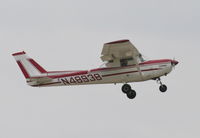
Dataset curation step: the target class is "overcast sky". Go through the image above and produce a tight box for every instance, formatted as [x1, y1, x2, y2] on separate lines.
[0, 0, 200, 138]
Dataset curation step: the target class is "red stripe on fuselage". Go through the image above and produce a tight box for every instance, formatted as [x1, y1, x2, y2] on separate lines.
[48, 71, 88, 79]
[28, 59, 47, 73]
[17, 61, 30, 78]
[43, 59, 169, 79]
[90, 59, 171, 72]
[47, 70, 83, 73]
[102, 68, 161, 77]
[139, 59, 171, 65]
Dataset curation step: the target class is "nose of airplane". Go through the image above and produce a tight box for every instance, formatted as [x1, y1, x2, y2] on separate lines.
[171, 60, 179, 66]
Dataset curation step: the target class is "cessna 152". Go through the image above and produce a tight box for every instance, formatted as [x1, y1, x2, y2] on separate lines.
[12, 40, 178, 99]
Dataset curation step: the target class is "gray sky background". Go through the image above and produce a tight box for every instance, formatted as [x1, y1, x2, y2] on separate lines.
[0, 0, 200, 138]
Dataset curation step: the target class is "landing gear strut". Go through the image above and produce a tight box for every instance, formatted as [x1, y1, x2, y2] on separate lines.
[156, 78, 167, 92]
[121, 84, 136, 99]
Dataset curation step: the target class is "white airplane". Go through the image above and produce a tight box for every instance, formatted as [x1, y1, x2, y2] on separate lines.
[12, 40, 178, 99]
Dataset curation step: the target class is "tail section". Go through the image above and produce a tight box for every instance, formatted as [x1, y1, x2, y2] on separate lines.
[12, 51, 47, 79]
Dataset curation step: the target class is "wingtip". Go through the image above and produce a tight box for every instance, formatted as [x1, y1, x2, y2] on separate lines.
[12, 51, 26, 56]
[105, 39, 130, 45]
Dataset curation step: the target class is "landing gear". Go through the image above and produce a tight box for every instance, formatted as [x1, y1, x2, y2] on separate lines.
[121, 84, 136, 99]
[121, 78, 168, 99]
[122, 84, 131, 94]
[159, 84, 167, 92]
[127, 90, 136, 99]
[156, 78, 167, 92]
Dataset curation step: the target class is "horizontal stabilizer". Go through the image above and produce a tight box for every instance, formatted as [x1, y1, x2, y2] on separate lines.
[28, 77, 52, 84]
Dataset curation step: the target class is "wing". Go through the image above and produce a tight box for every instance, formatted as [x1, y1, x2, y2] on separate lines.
[101, 40, 144, 67]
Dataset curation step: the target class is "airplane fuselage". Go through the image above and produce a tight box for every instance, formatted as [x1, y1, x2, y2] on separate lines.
[28, 59, 176, 87]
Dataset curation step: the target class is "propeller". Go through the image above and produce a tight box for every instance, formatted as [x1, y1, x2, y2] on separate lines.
[171, 57, 179, 69]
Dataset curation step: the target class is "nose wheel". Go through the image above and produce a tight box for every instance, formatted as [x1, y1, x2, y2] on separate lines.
[156, 78, 167, 92]
[159, 84, 167, 92]
[122, 84, 136, 99]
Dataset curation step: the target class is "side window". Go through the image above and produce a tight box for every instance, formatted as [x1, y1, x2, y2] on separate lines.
[120, 57, 133, 67]
[120, 59, 128, 67]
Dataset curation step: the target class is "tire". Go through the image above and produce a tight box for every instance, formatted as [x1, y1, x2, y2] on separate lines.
[127, 90, 136, 99]
[159, 85, 167, 92]
[122, 84, 131, 94]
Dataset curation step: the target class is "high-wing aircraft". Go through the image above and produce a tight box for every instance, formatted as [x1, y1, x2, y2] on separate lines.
[12, 40, 178, 99]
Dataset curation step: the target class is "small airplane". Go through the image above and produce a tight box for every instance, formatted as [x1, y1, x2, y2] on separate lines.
[12, 39, 178, 99]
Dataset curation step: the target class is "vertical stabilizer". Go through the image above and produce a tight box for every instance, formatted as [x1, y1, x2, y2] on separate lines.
[12, 51, 47, 78]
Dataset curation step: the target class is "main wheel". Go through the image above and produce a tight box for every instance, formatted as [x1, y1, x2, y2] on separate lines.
[122, 84, 131, 94]
[159, 84, 167, 92]
[127, 90, 136, 99]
